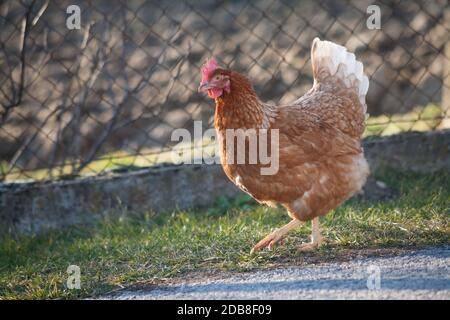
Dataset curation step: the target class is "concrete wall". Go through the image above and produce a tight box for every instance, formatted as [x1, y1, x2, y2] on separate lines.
[1, 130, 449, 235]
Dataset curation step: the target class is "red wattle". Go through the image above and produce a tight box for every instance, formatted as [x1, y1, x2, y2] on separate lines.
[208, 88, 223, 99]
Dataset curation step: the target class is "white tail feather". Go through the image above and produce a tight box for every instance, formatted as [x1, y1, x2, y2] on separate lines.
[311, 37, 369, 111]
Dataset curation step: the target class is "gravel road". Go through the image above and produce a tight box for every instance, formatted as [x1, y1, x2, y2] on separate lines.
[109, 246, 450, 300]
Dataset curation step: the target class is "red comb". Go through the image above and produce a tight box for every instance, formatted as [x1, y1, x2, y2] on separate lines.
[201, 58, 218, 83]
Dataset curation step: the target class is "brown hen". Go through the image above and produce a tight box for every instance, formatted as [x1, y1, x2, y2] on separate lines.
[198, 38, 370, 252]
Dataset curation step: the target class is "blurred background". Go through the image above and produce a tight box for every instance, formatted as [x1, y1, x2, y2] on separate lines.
[0, 0, 449, 182]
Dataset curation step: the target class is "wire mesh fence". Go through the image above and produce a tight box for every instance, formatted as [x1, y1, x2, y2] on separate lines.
[0, 0, 449, 182]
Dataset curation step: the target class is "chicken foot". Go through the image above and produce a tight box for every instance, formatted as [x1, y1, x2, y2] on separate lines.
[251, 219, 303, 253]
[297, 217, 324, 251]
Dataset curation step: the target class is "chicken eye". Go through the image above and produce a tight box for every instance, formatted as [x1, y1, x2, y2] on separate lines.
[215, 75, 220, 80]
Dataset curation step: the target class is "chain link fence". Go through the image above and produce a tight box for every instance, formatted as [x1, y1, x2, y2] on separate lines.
[0, 0, 449, 182]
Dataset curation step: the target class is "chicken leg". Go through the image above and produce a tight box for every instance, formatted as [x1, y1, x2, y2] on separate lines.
[298, 217, 324, 251]
[251, 219, 303, 253]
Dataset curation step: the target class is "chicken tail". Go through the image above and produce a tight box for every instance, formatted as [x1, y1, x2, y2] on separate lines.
[311, 37, 369, 113]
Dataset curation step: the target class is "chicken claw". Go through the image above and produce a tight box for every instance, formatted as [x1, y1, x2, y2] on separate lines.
[297, 218, 324, 252]
[251, 231, 284, 253]
[297, 241, 321, 252]
[250, 219, 302, 253]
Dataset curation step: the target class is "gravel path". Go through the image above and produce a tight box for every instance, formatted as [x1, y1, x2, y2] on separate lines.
[109, 246, 450, 300]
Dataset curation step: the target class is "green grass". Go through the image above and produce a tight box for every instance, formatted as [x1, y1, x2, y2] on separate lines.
[364, 104, 443, 137]
[0, 169, 449, 299]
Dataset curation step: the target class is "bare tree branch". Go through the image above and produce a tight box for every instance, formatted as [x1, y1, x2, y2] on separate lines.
[0, 0, 37, 123]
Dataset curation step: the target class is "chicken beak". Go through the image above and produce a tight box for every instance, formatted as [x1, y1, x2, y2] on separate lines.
[198, 82, 211, 93]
